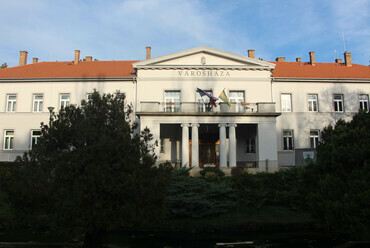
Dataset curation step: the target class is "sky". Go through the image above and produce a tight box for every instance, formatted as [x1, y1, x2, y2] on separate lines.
[1, 0, 369, 67]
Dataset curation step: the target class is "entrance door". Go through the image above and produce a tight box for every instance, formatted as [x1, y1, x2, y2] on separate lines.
[199, 140, 220, 168]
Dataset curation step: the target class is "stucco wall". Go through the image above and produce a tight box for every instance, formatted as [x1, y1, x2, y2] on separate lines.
[0, 80, 134, 161]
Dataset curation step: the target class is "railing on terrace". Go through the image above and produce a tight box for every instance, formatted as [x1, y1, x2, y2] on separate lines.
[140, 102, 276, 113]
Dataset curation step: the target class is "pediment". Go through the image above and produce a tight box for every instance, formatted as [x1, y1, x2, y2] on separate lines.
[133, 46, 275, 70]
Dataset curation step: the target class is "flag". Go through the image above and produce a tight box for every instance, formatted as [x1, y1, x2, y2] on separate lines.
[196, 88, 218, 106]
[219, 89, 231, 107]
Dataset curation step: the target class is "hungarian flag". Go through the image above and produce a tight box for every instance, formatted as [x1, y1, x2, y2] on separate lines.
[196, 88, 218, 106]
[219, 89, 231, 107]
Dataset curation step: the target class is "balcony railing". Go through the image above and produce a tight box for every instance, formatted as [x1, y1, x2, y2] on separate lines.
[140, 102, 276, 113]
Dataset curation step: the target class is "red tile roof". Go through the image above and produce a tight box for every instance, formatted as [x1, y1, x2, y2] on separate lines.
[1, 60, 369, 80]
[0, 60, 138, 79]
[272, 62, 370, 79]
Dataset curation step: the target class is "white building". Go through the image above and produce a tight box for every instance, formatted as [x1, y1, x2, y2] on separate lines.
[1, 47, 369, 174]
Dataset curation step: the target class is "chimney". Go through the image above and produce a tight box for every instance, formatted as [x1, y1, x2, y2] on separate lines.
[146, 46, 151, 60]
[344, 52, 352, 67]
[275, 57, 285, 62]
[86, 56, 93, 62]
[296, 58, 301, 62]
[19, 51, 28, 66]
[32, 58, 38, 64]
[335, 58, 342, 63]
[309, 51, 315, 65]
[248, 49, 255, 58]
[74, 50, 80, 64]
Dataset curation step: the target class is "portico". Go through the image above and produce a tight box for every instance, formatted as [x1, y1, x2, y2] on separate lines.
[134, 46, 280, 174]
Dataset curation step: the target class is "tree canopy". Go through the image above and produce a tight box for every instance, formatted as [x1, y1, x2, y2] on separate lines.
[11, 91, 170, 247]
[303, 111, 370, 240]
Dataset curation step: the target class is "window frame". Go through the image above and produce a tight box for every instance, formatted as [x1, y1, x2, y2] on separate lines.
[245, 137, 256, 153]
[33, 94, 44, 112]
[3, 130, 14, 150]
[359, 94, 369, 111]
[281, 93, 292, 112]
[196, 89, 214, 112]
[60, 93, 71, 109]
[283, 129, 294, 151]
[308, 94, 318, 112]
[229, 90, 245, 112]
[333, 94, 344, 112]
[310, 130, 320, 149]
[86, 93, 93, 102]
[160, 138, 165, 153]
[30, 130, 42, 149]
[6, 94, 17, 112]
[164, 90, 181, 112]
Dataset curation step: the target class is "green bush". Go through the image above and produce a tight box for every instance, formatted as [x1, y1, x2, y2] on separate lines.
[199, 166, 225, 178]
[231, 168, 301, 209]
[166, 170, 236, 218]
[0, 190, 15, 229]
[171, 166, 192, 177]
[205, 171, 219, 181]
[231, 166, 246, 177]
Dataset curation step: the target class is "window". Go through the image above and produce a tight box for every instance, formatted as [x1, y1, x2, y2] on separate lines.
[283, 130, 294, 150]
[281, 94, 292, 112]
[60, 93, 70, 109]
[308, 94, 318, 112]
[6, 94, 17, 112]
[164, 91, 180, 112]
[33, 94, 43, 112]
[246, 137, 255, 153]
[359, 94, 369, 111]
[3, 130, 14, 150]
[229, 91, 245, 112]
[196, 90, 213, 112]
[333, 94, 343, 112]
[160, 138, 165, 153]
[310, 130, 320, 149]
[86, 93, 93, 101]
[31, 130, 42, 149]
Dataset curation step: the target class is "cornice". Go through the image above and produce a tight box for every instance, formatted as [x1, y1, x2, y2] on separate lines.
[136, 112, 281, 117]
[135, 65, 272, 71]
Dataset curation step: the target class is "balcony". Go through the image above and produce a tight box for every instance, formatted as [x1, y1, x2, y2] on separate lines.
[139, 102, 277, 114]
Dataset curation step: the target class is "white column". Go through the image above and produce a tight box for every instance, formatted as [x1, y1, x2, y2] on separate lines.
[228, 123, 237, 167]
[191, 123, 200, 167]
[181, 123, 190, 168]
[219, 123, 227, 167]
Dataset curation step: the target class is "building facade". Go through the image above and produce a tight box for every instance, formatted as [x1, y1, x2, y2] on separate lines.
[0, 47, 369, 173]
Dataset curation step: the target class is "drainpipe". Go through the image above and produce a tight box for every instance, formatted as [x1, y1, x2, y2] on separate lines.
[132, 74, 137, 117]
[270, 75, 274, 102]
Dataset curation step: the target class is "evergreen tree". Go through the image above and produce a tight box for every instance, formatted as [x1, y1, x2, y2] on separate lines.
[304, 111, 370, 240]
[11, 91, 171, 247]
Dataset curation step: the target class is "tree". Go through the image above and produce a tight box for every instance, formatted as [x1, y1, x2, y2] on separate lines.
[303, 111, 370, 240]
[0, 63, 7, 69]
[11, 91, 171, 247]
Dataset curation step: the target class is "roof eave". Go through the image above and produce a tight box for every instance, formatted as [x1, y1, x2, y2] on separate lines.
[273, 77, 370, 83]
[0, 77, 134, 83]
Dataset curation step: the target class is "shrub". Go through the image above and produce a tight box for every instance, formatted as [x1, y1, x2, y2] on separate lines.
[200, 167, 225, 178]
[166, 170, 236, 218]
[205, 171, 219, 181]
[231, 166, 246, 177]
[231, 169, 301, 209]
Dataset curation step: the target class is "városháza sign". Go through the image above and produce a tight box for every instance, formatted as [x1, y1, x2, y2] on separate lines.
[178, 70, 231, 77]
